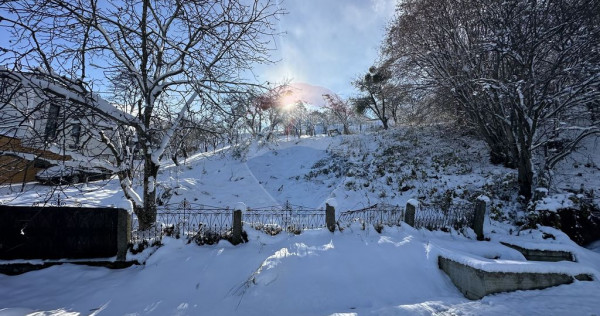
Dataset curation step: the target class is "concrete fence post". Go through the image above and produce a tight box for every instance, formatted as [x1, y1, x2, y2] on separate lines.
[405, 199, 418, 227]
[473, 196, 488, 241]
[326, 202, 336, 233]
[533, 187, 548, 202]
[116, 210, 131, 261]
[231, 202, 246, 245]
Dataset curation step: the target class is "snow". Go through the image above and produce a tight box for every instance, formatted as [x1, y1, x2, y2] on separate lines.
[120, 177, 142, 207]
[1, 127, 599, 315]
[234, 202, 247, 211]
[325, 198, 337, 208]
[1, 226, 599, 315]
[587, 240, 600, 253]
[536, 187, 549, 194]
[535, 194, 576, 212]
[477, 195, 490, 203]
[245, 142, 336, 208]
[147, 176, 155, 193]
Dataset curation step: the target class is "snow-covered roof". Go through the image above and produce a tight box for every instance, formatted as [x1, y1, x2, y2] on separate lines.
[0, 67, 138, 126]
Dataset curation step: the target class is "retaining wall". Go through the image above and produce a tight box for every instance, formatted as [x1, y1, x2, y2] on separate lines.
[438, 256, 590, 300]
[500, 242, 575, 262]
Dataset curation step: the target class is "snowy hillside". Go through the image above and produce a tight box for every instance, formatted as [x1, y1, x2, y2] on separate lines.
[1, 126, 600, 315]
[5, 125, 598, 217]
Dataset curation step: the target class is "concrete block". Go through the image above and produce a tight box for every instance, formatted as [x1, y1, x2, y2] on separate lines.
[326, 203, 336, 232]
[438, 256, 586, 300]
[500, 242, 574, 262]
[231, 209, 243, 245]
[405, 201, 416, 227]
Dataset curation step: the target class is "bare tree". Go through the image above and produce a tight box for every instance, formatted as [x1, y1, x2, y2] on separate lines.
[307, 110, 329, 135]
[385, 0, 600, 199]
[249, 84, 290, 141]
[322, 93, 354, 135]
[0, 0, 282, 228]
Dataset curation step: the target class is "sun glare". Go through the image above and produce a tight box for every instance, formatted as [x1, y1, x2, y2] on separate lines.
[279, 90, 297, 111]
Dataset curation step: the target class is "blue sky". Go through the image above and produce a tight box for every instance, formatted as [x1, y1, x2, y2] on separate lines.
[0, 0, 397, 101]
[253, 0, 397, 98]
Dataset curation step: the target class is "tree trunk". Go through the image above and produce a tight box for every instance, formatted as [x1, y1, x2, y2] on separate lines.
[517, 148, 533, 201]
[382, 117, 389, 130]
[135, 204, 155, 230]
[489, 149, 506, 165]
[487, 136, 516, 168]
[138, 153, 158, 230]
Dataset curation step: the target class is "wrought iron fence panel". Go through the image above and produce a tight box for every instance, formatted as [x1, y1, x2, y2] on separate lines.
[244, 208, 326, 235]
[131, 200, 327, 242]
[131, 199, 234, 244]
[414, 202, 475, 230]
[337, 204, 404, 228]
[131, 217, 163, 244]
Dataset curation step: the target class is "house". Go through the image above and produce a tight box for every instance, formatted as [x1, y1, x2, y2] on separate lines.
[0, 68, 122, 185]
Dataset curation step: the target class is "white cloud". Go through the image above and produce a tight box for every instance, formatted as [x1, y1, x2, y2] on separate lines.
[371, 0, 397, 18]
[252, 0, 396, 97]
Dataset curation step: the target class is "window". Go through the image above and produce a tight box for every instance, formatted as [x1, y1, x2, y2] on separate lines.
[33, 158, 51, 168]
[70, 123, 81, 148]
[44, 102, 60, 141]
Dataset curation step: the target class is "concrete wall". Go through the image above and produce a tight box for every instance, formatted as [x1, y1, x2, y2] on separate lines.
[0, 206, 130, 260]
[500, 242, 575, 262]
[438, 256, 584, 300]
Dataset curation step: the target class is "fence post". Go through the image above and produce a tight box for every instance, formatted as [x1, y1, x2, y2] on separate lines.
[232, 202, 245, 245]
[533, 187, 548, 202]
[473, 196, 488, 241]
[117, 210, 131, 261]
[326, 202, 336, 232]
[405, 199, 418, 227]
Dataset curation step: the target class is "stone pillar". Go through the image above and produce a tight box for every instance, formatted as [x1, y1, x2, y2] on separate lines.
[473, 196, 488, 241]
[326, 203, 336, 232]
[405, 199, 418, 227]
[116, 209, 131, 261]
[231, 202, 245, 245]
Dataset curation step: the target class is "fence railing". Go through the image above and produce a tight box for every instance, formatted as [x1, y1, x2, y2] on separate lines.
[131, 197, 488, 246]
[414, 202, 475, 231]
[244, 208, 326, 235]
[337, 204, 404, 230]
[131, 201, 329, 245]
[131, 201, 233, 246]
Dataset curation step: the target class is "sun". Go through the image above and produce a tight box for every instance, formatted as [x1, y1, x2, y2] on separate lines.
[279, 90, 298, 111]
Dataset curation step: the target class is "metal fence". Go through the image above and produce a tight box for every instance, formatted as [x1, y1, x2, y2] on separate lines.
[131, 200, 233, 245]
[244, 204, 326, 235]
[337, 204, 404, 229]
[131, 199, 479, 246]
[337, 202, 476, 231]
[414, 202, 475, 230]
[131, 200, 327, 244]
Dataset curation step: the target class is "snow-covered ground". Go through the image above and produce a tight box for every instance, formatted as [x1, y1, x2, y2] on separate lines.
[1, 128, 599, 315]
[1, 225, 599, 316]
